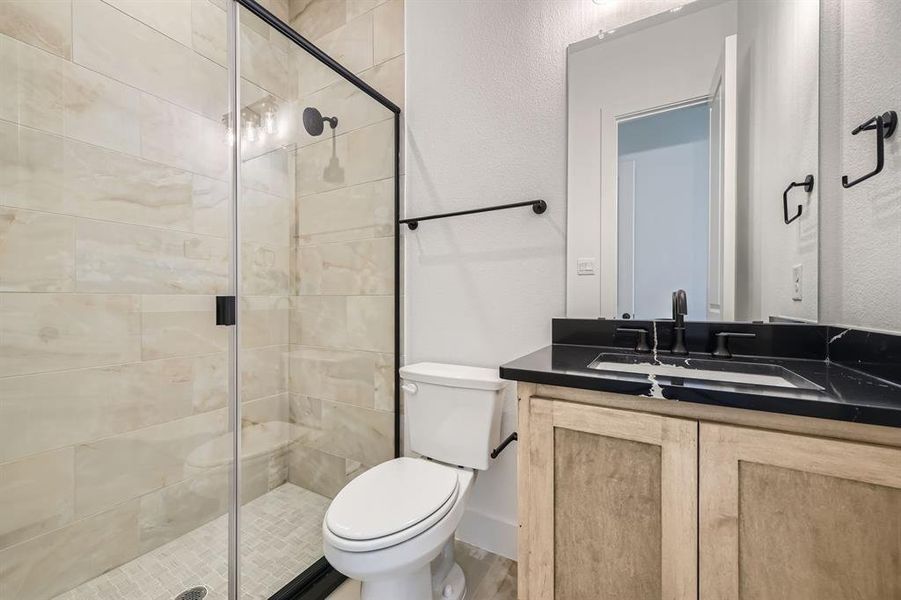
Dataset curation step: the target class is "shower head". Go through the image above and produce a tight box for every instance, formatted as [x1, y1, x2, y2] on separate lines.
[302, 107, 338, 136]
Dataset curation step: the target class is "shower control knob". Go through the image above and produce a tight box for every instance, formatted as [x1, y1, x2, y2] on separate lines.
[401, 382, 418, 394]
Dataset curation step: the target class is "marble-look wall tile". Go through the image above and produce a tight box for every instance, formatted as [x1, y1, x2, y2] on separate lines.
[74, 409, 228, 517]
[260, 0, 291, 23]
[289, 393, 322, 428]
[242, 242, 293, 295]
[16, 39, 142, 155]
[295, 128, 349, 195]
[287, 345, 378, 407]
[295, 118, 393, 196]
[0, 500, 141, 600]
[374, 352, 394, 411]
[191, 0, 227, 66]
[0, 447, 75, 550]
[243, 145, 293, 198]
[316, 11, 373, 74]
[242, 295, 291, 349]
[318, 399, 393, 466]
[0, 123, 196, 232]
[0, 0, 72, 58]
[297, 179, 393, 245]
[136, 465, 228, 554]
[346, 117, 395, 182]
[0, 206, 75, 292]
[241, 345, 290, 402]
[102, 0, 193, 48]
[296, 40, 341, 97]
[139, 93, 229, 180]
[192, 174, 229, 237]
[0, 358, 196, 463]
[0, 35, 19, 122]
[0, 121, 61, 211]
[75, 219, 229, 294]
[290, 295, 349, 348]
[347, 295, 393, 352]
[140, 295, 228, 360]
[287, 444, 346, 499]
[241, 186, 293, 246]
[290, 0, 347, 41]
[0, 293, 141, 377]
[62, 138, 194, 230]
[243, 393, 291, 425]
[241, 22, 295, 101]
[296, 236, 393, 295]
[373, 0, 403, 65]
[192, 352, 228, 413]
[360, 54, 404, 109]
[346, 0, 388, 21]
[73, 0, 226, 120]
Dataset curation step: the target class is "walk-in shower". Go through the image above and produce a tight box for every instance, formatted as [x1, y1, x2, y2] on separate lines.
[0, 1, 400, 599]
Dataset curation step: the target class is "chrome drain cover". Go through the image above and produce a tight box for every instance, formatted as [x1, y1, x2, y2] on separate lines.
[175, 587, 208, 600]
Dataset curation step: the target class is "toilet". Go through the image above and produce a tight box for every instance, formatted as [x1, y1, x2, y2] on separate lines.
[322, 362, 509, 600]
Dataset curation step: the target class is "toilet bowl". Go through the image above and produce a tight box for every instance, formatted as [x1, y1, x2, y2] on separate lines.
[323, 457, 475, 600]
[322, 362, 510, 600]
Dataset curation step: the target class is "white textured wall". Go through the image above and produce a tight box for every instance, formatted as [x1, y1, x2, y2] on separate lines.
[405, 0, 685, 559]
[735, 0, 819, 322]
[820, 0, 901, 333]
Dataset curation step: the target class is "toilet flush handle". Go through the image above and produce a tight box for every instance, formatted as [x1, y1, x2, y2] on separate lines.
[401, 382, 418, 394]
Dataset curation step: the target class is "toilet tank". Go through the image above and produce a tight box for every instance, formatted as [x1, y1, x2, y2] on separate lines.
[399, 362, 508, 470]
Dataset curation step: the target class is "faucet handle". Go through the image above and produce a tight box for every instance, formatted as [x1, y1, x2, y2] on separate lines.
[617, 327, 651, 353]
[712, 332, 756, 359]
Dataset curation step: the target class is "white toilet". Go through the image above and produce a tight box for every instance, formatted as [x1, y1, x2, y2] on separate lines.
[322, 362, 509, 600]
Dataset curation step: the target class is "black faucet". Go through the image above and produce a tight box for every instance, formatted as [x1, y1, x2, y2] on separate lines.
[671, 290, 688, 355]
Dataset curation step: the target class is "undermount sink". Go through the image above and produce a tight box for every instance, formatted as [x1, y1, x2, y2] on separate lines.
[587, 353, 823, 391]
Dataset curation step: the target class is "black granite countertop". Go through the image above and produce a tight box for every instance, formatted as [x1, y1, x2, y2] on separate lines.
[499, 320, 901, 428]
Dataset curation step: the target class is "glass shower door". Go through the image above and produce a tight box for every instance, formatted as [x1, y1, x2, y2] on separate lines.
[0, 1, 233, 598]
[234, 4, 398, 597]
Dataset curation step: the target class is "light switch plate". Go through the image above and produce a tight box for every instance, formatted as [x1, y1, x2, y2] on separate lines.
[577, 257, 596, 276]
[792, 264, 803, 301]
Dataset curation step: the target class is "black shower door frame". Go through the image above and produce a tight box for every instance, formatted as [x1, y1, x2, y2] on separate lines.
[231, 2, 402, 598]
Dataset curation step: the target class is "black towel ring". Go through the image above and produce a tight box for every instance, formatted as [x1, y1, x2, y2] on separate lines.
[782, 174, 814, 224]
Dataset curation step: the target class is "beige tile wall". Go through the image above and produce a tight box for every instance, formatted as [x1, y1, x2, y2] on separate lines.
[0, 0, 401, 597]
[285, 0, 402, 498]
[0, 1, 295, 598]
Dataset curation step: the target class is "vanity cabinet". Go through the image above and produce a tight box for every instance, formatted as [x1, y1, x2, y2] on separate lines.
[700, 423, 901, 600]
[519, 398, 698, 600]
[518, 390, 901, 600]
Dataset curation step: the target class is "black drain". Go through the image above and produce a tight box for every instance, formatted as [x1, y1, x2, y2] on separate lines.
[175, 587, 208, 600]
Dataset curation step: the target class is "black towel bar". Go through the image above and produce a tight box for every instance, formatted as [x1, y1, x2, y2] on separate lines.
[400, 200, 547, 230]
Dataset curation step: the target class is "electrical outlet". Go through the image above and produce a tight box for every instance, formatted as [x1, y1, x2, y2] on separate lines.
[792, 264, 803, 301]
[577, 257, 596, 276]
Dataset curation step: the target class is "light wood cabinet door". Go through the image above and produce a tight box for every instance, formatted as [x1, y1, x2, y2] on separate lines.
[520, 398, 698, 600]
[700, 423, 901, 600]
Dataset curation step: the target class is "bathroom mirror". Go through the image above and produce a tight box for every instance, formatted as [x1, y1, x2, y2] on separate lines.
[565, 0, 820, 324]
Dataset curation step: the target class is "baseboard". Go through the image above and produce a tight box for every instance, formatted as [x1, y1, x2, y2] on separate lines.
[455, 508, 517, 561]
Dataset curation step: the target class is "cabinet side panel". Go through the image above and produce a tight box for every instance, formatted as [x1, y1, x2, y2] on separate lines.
[553, 428, 663, 599]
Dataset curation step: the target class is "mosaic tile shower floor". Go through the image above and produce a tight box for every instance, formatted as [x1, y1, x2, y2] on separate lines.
[53, 484, 330, 600]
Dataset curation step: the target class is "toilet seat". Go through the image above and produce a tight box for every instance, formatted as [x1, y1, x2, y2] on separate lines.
[325, 458, 462, 552]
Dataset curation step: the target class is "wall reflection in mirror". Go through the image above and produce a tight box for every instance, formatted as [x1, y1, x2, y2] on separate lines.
[566, 0, 819, 323]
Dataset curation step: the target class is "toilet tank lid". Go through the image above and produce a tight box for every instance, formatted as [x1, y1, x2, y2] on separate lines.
[399, 362, 509, 391]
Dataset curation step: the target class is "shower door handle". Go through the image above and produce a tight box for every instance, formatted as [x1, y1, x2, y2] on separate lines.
[216, 296, 236, 326]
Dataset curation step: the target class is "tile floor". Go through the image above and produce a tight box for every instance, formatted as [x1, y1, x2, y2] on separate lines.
[53, 484, 330, 600]
[52, 484, 515, 600]
[326, 540, 517, 600]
